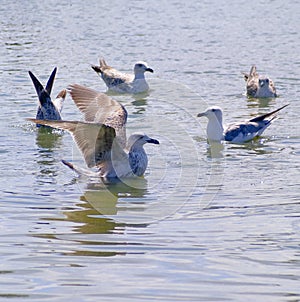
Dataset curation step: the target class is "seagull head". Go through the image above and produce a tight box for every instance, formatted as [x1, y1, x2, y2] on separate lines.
[197, 106, 224, 142]
[127, 133, 159, 150]
[134, 61, 154, 75]
[259, 78, 270, 88]
[197, 106, 223, 123]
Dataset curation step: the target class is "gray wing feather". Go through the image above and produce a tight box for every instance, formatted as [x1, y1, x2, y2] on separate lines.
[225, 121, 268, 142]
[67, 84, 127, 147]
[27, 119, 117, 168]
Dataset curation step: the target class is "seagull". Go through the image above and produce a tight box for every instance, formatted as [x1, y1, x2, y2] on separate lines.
[91, 58, 154, 94]
[27, 84, 159, 179]
[197, 104, 289, 143]
[242, 65, 277, 98]
[28, 67, 67, 125]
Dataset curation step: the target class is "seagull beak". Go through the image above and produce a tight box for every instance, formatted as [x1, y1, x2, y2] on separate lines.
[146, 67, 154, 73]
[197, 112, 206, 117]
[146, 138, 159, 145]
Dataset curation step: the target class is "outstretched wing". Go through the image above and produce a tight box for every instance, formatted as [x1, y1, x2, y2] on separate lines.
[67, 84, 127, 146]
[27, 119, 117, 168]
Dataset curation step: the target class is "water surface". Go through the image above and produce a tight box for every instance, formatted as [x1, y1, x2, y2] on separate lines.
[0, 0, 300, 301]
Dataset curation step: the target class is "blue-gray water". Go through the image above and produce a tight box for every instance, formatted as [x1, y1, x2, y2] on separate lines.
[1, 1, 300, 301]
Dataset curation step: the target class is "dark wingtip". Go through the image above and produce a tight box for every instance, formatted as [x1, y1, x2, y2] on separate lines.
[91, 64, 102, 73]
[28, 70, 44, 97]
[45, 67, 57, 95]
[61, 160, 75, 170]
[250, 104, 289, 122]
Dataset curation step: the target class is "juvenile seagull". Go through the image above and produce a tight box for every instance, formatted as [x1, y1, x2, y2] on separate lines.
[197, 104, 288, 143]
[91, 58, 154, 94]
[28, 67, 67, 124]
[28, 84, 159, 179]
[242, 65, 277, 98]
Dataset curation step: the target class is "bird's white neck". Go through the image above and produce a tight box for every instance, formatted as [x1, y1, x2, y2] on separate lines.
[134, 72, 146, 80]
[206, 116, 224, 142]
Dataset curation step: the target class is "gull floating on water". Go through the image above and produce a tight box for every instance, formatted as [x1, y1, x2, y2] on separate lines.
[28, 84, 159, 179]
[197, 104, 288, 143]
[242, 65, 277, 98]
[91, 58, 154, 94]
[28, 67, 67, 125]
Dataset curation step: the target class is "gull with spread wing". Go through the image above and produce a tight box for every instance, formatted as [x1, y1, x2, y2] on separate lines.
[197, 104, 288, 143]
[28, 84, 159, 179]
[28, 67, 66, 125]
[92, 58, 153, 94]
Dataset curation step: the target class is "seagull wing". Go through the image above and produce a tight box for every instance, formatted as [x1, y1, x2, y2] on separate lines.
[225, 121, 267, 142]
[225, 105, 289, 142]
[246, 77, 259, 97]
[27, 119, 117, 168]
[68, 84, 127, 146]
[45, 67, 57, 95]
[102, 67, 133, 86]
[68, 84, 127, 126]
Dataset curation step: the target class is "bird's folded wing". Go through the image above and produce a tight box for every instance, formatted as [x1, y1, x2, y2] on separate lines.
[101, 66, 133, 85]
[225, 122, 263, 142]
[246, 78, 258, 97]
[27, 119, 117, 168]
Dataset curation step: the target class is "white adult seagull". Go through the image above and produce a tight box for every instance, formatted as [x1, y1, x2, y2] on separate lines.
[197, 104, 288, 143]
[91, 58, 153, 94]
[28, 84, 159, 179]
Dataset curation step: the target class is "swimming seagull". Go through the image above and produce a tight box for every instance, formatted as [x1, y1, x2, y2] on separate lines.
[28, 67, 67, 125]
[91, 58, 154, 94]
[242, 65, 277, 98]
[27, 84, 159, 179]
[197, 104, 289, 143]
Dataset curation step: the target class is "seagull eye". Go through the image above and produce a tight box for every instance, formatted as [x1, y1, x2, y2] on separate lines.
[137, 64, 143, 68]
[212, 109, 216, 112]
[266, 79, 269, 83]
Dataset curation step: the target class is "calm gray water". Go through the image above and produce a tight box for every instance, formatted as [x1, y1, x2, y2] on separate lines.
[1, 0, 300, 301]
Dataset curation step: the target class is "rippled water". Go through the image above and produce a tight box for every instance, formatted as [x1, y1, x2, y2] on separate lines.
[1, 0, 300, 301]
